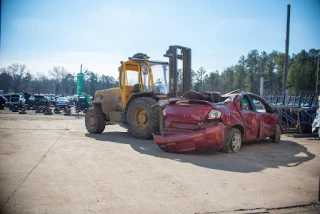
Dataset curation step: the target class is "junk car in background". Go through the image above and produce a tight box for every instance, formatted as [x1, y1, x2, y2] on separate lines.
[0, 95, 7, 109]
[33, 95, 48, 107]
[77, 96, 91, 112]
[153, 91, 282, 153]
[8, 94, 25, 109]
[55, 97, 70, 109]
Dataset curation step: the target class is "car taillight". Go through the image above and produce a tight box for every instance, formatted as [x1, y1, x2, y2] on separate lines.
[206, 109, 221, 120]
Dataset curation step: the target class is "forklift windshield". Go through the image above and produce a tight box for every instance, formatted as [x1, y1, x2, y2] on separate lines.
[149, 62, 169, 95]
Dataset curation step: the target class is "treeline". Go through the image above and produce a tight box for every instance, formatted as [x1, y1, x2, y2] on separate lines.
[187, 48, 319, 95]
[0, 48, 319, 96]
[0, 65, 118, 96]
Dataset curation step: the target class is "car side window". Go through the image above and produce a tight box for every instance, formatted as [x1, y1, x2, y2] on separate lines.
[240, 97, 251, 111]
[250, 96, 268, 113]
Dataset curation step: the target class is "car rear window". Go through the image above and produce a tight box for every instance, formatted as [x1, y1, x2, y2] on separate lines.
[35, 96, 45, 100]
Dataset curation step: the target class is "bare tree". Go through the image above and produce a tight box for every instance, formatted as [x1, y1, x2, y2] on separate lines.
[7, 63, 27, 93]
[22, 72, 32, 92]
[49, 66, 68, 95]
[31, 73, 44, 94]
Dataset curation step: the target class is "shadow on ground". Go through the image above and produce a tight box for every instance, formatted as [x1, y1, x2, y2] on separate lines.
[85, 128, 316, 173]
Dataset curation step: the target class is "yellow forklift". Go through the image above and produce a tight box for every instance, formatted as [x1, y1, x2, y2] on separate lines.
[85, 45, 192, 139]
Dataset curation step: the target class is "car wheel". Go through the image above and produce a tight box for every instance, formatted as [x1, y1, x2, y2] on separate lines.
[221, 128, 242, 153]
[270, 124, 281, 143]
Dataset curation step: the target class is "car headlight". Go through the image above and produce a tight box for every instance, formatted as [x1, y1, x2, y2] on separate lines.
[207, 109, 221, 119]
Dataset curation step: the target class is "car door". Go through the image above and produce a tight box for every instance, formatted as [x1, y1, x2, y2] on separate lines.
[249, 94, 277, 139]
[237, 94, 260, 141]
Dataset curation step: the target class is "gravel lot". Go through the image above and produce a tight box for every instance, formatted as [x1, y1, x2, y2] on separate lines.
[0, 108, 319, 213]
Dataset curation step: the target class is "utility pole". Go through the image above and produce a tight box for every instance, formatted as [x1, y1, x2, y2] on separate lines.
[316, 57, 320, 95]
[282, 4, 291, 95]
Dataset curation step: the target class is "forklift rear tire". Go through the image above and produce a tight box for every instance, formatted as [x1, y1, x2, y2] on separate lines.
[126, 97, 159, 139]
[85, 107, 106, 133]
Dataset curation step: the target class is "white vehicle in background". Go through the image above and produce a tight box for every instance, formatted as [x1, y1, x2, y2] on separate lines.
[9, 94, 25, 109]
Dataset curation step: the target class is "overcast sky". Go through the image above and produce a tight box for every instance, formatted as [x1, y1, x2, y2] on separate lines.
[1, 0, 319, 78]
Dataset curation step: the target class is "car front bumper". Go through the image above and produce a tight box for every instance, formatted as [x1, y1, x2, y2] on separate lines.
[153, 122, 227, 153]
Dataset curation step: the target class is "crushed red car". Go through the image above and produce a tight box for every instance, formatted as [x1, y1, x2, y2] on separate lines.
[153, 91, 282, 153]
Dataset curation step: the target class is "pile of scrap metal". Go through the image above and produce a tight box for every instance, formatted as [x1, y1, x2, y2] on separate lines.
[263, 92, 317, 134]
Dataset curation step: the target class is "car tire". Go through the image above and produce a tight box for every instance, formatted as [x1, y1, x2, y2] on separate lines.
[221, 128, 242, 153]
[85, 107, 106, 133]
[270, 124, 281, 143]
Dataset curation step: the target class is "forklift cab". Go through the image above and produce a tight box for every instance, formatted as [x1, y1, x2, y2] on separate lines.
[118, 54, 169, 109]
[118, 45, 192, 109]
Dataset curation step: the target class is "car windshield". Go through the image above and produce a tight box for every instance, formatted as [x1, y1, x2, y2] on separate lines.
[57, 97, 67, 101]
[35, 96, 45, 100]
[149, 62, 169, 95]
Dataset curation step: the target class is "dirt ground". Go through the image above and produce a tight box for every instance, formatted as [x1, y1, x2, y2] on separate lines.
[0, 108, 319, 214]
